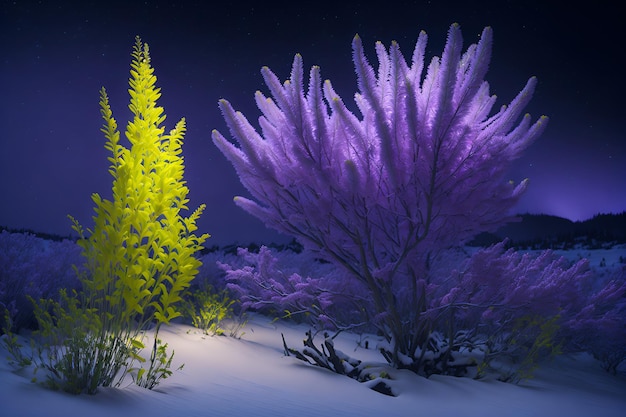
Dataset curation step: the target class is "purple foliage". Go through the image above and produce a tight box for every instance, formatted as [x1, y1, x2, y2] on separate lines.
[0, 231, 83, 330]
[565, 265, 626, 373]
[435, 242, 625, 372]
[218, 246, 372, 330]
[221, 241, 625, 375]
[443, 242, 591, 325]
[193, 251, 241, 291]
[213, 24, 547, 258]
[212, 23, 548, 368]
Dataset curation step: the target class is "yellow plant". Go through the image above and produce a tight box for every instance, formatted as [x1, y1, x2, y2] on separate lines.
[183, 286, 236, 336]
[73, 35, 209, 331]
[509, 313, 562, 382]
[476, 313, 562, 383]
[15, 37, 209, 394]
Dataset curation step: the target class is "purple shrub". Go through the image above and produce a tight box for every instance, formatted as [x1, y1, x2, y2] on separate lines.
[212, 23, 548, 370]
[193, 250, 241, 291]
[443, 242, 590, 326]
[436, 242, 625, 376]
[212, 21, 623, 376]
[0, 231, 83, 331]
[219, 240, 625, 378]
[565, 265, 626, 373]
[219, 246, 372, 330]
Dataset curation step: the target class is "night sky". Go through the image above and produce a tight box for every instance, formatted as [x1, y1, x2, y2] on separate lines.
[1, 0, 624, 246]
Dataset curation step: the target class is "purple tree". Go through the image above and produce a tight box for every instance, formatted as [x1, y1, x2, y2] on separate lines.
[212, 24, 548, 368]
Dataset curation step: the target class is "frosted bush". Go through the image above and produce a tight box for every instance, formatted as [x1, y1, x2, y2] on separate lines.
[0, 231, 82, 331]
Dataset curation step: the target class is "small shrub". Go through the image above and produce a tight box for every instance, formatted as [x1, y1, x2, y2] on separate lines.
[183, 286, 243, 337]
[132, 337, 182, 390]
[1, 307, 32, 368]
[477, 314, 562, 383]
[27, 289, 132, 394]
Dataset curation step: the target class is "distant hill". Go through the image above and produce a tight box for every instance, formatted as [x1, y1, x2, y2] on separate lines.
[0, 225, 76, 242]
[470, 212, 626, 248]
[4, 212, 626, 250]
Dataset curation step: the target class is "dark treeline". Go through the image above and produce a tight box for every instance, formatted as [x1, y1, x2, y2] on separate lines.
[470, 212, 626, 249]
[3, 211, 625, 252]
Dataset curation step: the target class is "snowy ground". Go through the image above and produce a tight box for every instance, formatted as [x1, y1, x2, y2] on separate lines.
[1, 311, 625, 417]
[1, 244, 625, 417]
[553, 245, 625, 270]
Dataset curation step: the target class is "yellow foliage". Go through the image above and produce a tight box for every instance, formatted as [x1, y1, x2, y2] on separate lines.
[9, 36, 209, 394]
[72, 36, 209, 330]
[183, 286, 236, 336]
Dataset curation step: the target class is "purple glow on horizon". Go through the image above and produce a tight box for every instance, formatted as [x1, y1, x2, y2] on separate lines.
[511, 131, 625, 222]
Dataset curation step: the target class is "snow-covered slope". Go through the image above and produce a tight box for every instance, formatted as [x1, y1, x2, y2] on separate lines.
[2, 311, 625, 417]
